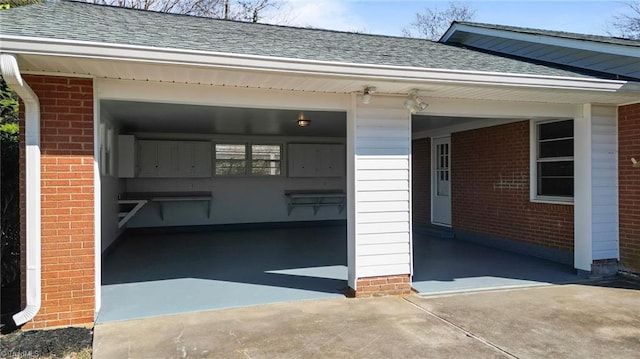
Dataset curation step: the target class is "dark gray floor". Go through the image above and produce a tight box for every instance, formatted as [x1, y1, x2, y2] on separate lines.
[412, 232, 580, 294]
[100, 225, 579, 323]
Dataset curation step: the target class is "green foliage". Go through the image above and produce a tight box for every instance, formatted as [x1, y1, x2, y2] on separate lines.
[0, 0, 42, 9]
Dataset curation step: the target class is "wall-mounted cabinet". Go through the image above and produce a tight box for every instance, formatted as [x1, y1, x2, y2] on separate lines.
[288, 143, 345, 177]
[137, 140, 212, 178]
[118, 135, 136, 178]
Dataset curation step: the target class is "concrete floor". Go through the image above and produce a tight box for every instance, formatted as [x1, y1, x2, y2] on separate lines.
[412, 233, 579, 294]
[93, 278, 640, 359]
[99, 225, 348, 323]
[100, 225, 578, 323]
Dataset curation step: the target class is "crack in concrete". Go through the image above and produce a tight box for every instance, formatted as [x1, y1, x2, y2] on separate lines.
[402, 297, 520, 359]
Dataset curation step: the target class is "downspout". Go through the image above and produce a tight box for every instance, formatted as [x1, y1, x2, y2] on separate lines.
[0, 54, 41, 326]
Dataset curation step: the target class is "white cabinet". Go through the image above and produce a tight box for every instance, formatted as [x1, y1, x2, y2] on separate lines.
[137, 140, 212, 178]
[288, 143, 345, 177]
[177, 141, 212, 177]
[118, 135, 136, 178]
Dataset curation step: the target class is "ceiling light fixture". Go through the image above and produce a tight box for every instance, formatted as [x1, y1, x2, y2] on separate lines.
[404, 90, 429, 113]
[362, 86, 377, 104]
[297, 112, 311, 127]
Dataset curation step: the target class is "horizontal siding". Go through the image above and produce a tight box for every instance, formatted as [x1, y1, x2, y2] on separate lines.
[590, 105, 619, 260]
[355, 104, 411, 279]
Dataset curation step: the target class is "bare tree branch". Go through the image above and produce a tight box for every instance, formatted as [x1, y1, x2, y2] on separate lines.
[608, 1, 640, 39]
[402, 1, 476, 41]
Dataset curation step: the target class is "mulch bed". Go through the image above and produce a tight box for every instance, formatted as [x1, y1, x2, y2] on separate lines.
[0, 327, 92, 359]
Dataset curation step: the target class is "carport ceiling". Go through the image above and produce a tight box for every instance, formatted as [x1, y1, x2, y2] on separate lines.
[412, 115, 480, 133]
[102, 100, 346, 137]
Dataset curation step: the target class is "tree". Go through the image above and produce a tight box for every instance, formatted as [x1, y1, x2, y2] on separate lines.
[402, 1, 476, 41]
[83, 0, 284, 22]
[609, 1, 640, 40]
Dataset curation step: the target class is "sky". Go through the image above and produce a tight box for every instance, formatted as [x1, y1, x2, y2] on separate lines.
[271, 0, 631, 37]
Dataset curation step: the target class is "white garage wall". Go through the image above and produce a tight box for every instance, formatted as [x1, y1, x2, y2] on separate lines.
[122, 134, 346, 227]
[354, 98, 412, 279]
[100, 113, 125, 252]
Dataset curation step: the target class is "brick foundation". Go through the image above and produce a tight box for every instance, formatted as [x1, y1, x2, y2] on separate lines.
[619, 103, 640, 275]
[351, 275, 412, 298]
[450, 121, 574, 252]
[412, 138, 431, 225]
[19, 75, 95, 329]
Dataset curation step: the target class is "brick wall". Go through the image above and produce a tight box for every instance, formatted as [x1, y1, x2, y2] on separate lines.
[619, 103, 640, 274]
[19, 75, 95, 329]
[451, 121, 574, 252]
[353, 275, 411, 298]
[412, 138, 431, 225]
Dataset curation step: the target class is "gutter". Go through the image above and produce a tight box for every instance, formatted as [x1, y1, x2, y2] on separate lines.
[0, 35, 630, 93]
[0, 54, 41, 326]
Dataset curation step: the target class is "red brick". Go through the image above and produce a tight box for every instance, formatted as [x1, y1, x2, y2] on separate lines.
[619, 103, 640, 274]
[19, 75, 95, 330]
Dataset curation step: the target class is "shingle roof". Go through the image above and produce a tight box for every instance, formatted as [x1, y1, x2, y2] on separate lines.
[450, 21, 640, 48]
[0, 1, 626, 80]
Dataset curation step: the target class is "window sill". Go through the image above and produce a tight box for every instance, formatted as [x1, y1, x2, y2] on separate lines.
[530, 196, 574, 205]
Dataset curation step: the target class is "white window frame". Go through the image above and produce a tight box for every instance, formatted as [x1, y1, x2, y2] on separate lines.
[529, 119, 574, 205]
[214, 142, 283, 177]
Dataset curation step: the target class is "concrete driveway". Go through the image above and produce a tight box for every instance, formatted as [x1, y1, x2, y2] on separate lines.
[93, 278, 640, 358]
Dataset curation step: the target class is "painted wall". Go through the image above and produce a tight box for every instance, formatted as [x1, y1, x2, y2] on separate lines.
[354, 99, 412, 281]
[451, 121, 574, 254]
[99, 111, 124, 252]
[411, 138, 431, 225]
[119, 134, 346, 228]
[20, 75, 95, 329]
[619, 103, 640, 274]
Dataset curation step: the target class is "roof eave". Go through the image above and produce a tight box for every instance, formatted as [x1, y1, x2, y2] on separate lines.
[441, 23, 640, 58]
[0, 35, 631, 93]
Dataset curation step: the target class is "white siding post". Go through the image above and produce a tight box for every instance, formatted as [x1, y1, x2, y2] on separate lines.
[574, 104, 620, 274]
[352, 96, 412, 288]
[574, 104, 593, 272]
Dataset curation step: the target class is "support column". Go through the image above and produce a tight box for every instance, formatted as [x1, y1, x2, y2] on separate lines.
[348, 95, 413, 297]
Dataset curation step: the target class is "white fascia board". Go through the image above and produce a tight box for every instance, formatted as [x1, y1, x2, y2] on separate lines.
[443, 24, 640, 58]
[0, 35, 630, 93]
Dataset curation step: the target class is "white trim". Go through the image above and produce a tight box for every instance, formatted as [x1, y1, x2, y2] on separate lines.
[93, 79, 102, 317]
[1, 35, 629, 92]
[346, 93, 357, 289]
[0, 54, 42, 326]
[441, 23, 640, 58]
[22, 70, 96, 79]
[407, 109, 414, 276]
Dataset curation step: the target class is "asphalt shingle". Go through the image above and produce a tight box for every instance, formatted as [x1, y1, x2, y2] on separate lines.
[0, 1, 626, 80]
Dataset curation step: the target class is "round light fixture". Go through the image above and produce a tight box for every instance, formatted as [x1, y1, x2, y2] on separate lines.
[297, 112, 311, 127]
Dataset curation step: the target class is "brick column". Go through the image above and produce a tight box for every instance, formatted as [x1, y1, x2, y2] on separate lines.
[619, 103, 640, 274]
[19, 75, 95, 329]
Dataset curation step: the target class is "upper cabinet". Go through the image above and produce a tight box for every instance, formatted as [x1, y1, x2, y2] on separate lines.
[288, 143, 345, 178]
[137, 140, 212, 178]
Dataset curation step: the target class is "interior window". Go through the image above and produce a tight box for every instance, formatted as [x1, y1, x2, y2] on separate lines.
[215, 144, 246, 175]
[251, 144, 281, 175]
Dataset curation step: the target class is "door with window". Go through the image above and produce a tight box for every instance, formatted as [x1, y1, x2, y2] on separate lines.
[432, 136, 451, 226]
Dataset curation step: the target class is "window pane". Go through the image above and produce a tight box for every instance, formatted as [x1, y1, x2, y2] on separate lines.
[538, 178, 573, 197]
[538, 120, 573, 140]
[538, 161, 573, 197]
[539, 161, 573, 177]
[251, 145, 281, 175]
[216, 144, 246, 160]
[539, 139, 573, 158]
[216, 144, 246, 175]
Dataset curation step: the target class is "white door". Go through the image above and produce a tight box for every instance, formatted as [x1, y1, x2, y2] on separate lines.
[432, 137, 451, 226]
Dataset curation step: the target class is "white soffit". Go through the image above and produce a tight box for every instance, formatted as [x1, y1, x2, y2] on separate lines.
[16, 53, 640, 105]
